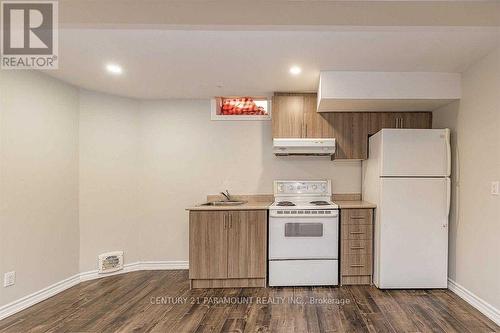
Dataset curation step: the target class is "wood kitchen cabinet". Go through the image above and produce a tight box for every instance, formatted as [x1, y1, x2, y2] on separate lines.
[272, 92, 432, 159]
[369, 112, 432, 134]
[340, 208, 374, 285]
[326, 112, 350, 159]
[401, 112, 433, 129]
[368, 112, 399, 135]
[272, 93, 330, 138]
[326, 112, 369, 160]
[302, 93, 331, 138]
[189, 210, 267, 288]
[189, 211, 228, 279]
[227, 211, 267, 279]
[332, 111, 432, 159]
[272, 94, 304, 138]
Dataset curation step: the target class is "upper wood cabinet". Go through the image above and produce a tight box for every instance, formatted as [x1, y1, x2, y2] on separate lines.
[272, 93, 330, 138]
[369, 112, 432, 134]
[351, 113, 370, 160]
[302, 94, 331, 138]
[272, 94, 304, 138]
[272, 93, 432, 160]
[326, 113, 369, 160]
[368, 112, 399, 135]
[401, 112, 432, 129]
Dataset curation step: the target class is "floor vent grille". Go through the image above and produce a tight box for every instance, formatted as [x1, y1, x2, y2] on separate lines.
[98, 251, 123, 274]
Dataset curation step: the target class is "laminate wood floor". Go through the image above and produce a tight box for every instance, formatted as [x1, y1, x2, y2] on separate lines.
[0, 270, 498, 333]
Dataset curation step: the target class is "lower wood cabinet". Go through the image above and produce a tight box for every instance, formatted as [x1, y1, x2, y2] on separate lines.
[189, 210, 267, 288]
[189, 211, 228, 279]
[340, 208, 374, 285]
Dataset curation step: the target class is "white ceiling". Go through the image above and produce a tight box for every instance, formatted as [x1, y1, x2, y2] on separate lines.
[46, 27, 499, 99]
[58, 1, 500, 29]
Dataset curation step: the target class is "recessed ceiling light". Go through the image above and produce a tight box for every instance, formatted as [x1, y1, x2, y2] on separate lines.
[289, 66, 302, 75]
[106, 63, 123, 75]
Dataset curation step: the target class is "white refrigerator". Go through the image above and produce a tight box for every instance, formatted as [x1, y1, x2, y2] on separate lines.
[362, 129, 451, 289]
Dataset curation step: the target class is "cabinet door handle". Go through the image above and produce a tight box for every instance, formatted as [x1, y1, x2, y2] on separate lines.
[229, 214, 232, 229]
[305, 124, 308, 137]
[350, 217, 366, 220]
[350, 246, 365, 250]
[350, 264, 365, 268]
[223, 215, 227, 229]
[395, 117, 404, 128]
[350, 231, 365, 234]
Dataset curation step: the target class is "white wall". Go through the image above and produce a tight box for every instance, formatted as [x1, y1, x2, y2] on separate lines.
[433, 47, 500, 311]
[0, 71, 80, 306]
[78, 94, 361, 271]
[78, 91, 142, 272]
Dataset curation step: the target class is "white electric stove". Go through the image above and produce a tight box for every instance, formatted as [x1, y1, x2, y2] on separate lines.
[268, 180, 339, 286]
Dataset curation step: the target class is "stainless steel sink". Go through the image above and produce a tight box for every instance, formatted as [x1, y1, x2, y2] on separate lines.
[202, 200, 247, 206]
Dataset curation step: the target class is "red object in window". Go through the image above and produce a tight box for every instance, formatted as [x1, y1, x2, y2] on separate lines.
[220, 97, 266, 115]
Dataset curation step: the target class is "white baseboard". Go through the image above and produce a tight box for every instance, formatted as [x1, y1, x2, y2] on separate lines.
[0, 260, 189, 321]
[136, 260, 188, 270]
[0, 273, 81, 321]
[79, 260, 189, 281]
[448, 278, 500, 326]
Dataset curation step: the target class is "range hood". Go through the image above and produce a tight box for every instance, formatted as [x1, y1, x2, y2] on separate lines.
[273, 138, 336, 156]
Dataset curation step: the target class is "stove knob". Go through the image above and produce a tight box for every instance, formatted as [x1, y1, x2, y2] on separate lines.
[278, 184, 284, 192]
[288, 185, 294, 191]
[312, 185, 317, 190]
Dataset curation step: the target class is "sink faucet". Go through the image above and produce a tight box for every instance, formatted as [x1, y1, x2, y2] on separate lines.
[220, 190, 232, 201]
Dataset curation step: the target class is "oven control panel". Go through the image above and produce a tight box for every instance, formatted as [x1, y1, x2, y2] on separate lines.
[274, 180, 331, 196]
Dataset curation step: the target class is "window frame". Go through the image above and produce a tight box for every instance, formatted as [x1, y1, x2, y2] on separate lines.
[210, 97, 272, 121]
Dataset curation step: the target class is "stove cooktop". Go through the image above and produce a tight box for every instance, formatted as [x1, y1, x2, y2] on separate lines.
[276, 201, 296, 206]
[270, 200, 338, 210]
[310, 200, 330, 206]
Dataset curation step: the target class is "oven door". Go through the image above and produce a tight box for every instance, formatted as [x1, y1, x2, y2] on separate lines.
[269, 212, 339, 260]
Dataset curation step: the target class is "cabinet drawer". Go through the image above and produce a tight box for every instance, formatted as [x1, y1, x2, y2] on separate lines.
[342, 253, 372, 276]
[342, 239, 372, 255]
[341, 209, 372, 225]
[342, 224, 372, 240]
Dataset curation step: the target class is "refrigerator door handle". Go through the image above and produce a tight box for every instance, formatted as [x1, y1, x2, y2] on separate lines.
[445, 178, 451, 219]
[445, 129, 451, 176]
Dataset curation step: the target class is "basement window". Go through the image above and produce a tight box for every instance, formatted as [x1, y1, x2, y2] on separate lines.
[211, 96, 271, 121]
